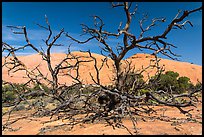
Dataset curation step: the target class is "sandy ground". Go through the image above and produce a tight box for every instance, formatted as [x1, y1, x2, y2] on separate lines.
[2, 97, 202, 135]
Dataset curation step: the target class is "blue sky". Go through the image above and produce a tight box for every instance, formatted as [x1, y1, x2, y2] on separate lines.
[2, 2, 202, 65]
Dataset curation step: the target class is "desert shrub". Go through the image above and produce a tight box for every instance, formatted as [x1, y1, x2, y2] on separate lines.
[177, 76, 191, 93]
[188, 83, 195, 91]
[81, 85, 100, 94]
[2, 83, 51, 104]
[61, 84, 82, 96]
[194, 82, 202, 89]
[190, 82, 202, 96]
[32, 98, 48, 108]
[2, 83, 30, 102]
[30, 83, 50, 93]
[149, 71, 179, 92]
[2, 90, 17, 103]
[14, 83, 29, 93]
[149, 71, 194, 94]
[160, 71, 179, 92]
[14, 104, 26, 111]
[165, 71, 179, 78]
[119, 72, 146, 94]
[2, 84, 18, 103]
[20, 83, 51, 99]
[137, 89, 149, 96]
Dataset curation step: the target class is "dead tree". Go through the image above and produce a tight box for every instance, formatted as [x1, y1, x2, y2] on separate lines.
[64, 2, 202, 134]
[2, 15, 94, 131]
[2, 2, 202, 134]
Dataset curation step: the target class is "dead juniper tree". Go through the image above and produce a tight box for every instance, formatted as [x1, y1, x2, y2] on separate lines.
[2, 15, 94, 131]
[64, 2, 202, 134]
[2, 2, 202, 134]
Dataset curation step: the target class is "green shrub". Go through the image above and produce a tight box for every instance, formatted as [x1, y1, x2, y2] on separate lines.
[149, 71, 194, 94]
[81, 85, 100, 94]
[2, 83, 50, 104]
[119, 72, 146, 94]
[2, 90, 17, 103]
[194, 82, 202, 89]
[177, 76, 191, 93]
[137, 89, 149, 96]
[30, 83, 50, 93]
[155, 71, 179, 92]
[165, 71, 179, 78]
[2, 84, 18, 103]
